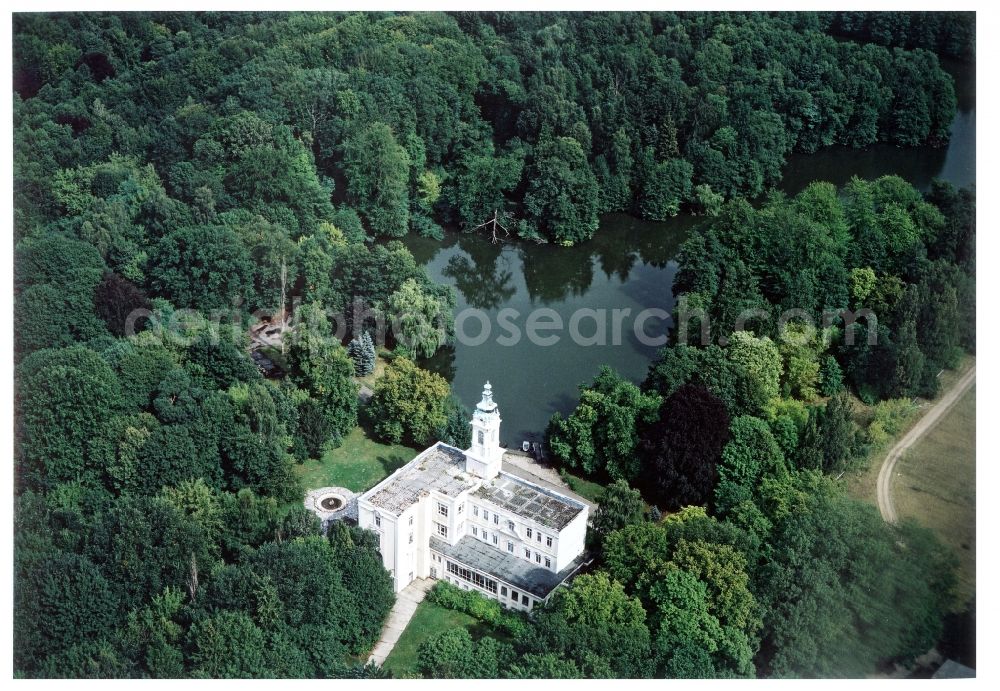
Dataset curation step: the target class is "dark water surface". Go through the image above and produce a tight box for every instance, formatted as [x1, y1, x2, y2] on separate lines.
[404, 59, 975, 444]
[780, 57, 975, 195]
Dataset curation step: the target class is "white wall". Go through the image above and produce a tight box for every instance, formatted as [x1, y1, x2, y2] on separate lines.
[357, 500, 402, 591]
[464, 496, 584, 574]
[358, 470, 588, 595]
[554, 507, 588, 572]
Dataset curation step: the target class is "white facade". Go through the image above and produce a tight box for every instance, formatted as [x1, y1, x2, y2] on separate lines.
[356, 382, 589, 611]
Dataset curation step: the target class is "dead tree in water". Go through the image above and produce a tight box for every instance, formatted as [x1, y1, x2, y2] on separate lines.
[472, 209, 510, 244]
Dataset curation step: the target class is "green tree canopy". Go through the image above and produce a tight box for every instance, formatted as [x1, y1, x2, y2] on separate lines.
[367, 357, 451, 446]
[547, 366, 661, 481]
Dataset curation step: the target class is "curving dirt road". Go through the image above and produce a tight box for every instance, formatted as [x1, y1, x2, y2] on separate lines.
[876, 365, 976, 524]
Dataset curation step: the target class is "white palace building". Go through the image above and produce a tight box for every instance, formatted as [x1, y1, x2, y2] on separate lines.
[356, 382, 590, 611]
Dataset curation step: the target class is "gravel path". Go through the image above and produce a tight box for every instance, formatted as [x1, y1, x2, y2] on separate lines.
[876, 365, 976, 524]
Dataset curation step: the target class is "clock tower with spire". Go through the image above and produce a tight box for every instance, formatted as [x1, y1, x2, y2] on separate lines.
[465, 381, 503, 481]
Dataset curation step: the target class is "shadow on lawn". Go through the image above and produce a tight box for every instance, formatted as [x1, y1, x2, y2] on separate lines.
[378, 454, 408, 477]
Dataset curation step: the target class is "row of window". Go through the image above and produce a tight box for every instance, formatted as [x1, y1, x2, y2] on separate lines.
[471, 526, 553, 570]
[446, 561, 498, 594]
[525, 549, 552, 570]
[471, 505, 554, 548]
[375, 504, 548, 548]
[445, 560, 532, 607]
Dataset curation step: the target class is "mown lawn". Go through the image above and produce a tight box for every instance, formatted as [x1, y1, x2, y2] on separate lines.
[292, 426, 418, 493]
[382, 600, 500, 678]
[894, 384, 976, 608]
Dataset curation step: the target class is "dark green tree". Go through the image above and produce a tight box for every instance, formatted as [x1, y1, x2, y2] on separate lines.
[523, 135, 599, 245]
[342, 122, 411, 237]
[592, 479, 646, 540]
[547, 366, 661, 481]
[147, 225, 254, 312]
[284, 304, 358, 443]
[16, 345, 125, 489]
[638, 383, 730, 510]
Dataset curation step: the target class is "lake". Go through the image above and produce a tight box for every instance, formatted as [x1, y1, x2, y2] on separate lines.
[404, 59, 976, 445]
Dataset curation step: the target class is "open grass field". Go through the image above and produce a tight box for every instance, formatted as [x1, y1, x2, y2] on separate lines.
[292, 426, 418, 494]
[381, 600, 499, 677]
[894, 384, 976, 607]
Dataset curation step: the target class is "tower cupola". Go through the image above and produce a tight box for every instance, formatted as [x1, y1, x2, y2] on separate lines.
[466, 381, 503, 480]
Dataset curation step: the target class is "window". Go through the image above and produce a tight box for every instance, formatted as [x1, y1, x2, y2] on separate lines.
[478, 430, 484, 445]
[493, 514, 499, 525]
[482, 531, 488, 541]
[524, 548, 530, 558]
[409, 532, 413, 544]
[511, 590, 519, 601]
[438, 503, 448, 517]
[374, 513, 381, 528]
[493, 535, 498, 545]
[483, 510, 489, 520]
[526, 527, 532, 539]
[431, 567, 437, 578]
[546, 536, 553, 548]
[447, 561, 498, 594]
[501, 586, 508, 597]
[436, 523, 448, 538]
[458, 504, 464, 514]
[536, 532, 542, 543]
[522, 595, 529, 606]
[409, 515, 414, 526]
[473, 526, 478, 537]
[535, 553, 541, 564]
[545, 557, 551, 568]
[474, 506, 479, 517]
[507, 541, 514, 553]
[507, 520, 515, 531]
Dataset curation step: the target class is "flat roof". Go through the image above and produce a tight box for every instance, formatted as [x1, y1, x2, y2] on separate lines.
[430, 535, 587, 599]
[500, 455, 596, 512]
[360, 443, 478, 515]
[474, 471, 586, 531]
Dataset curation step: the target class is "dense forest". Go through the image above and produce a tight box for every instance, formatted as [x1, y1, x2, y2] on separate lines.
[542, 175, 974, 676]
[13, 11, 975, 679]
[15, 11, 968, 246]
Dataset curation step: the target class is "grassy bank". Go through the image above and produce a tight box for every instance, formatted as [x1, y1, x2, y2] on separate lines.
[559, 470, 608, 504]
